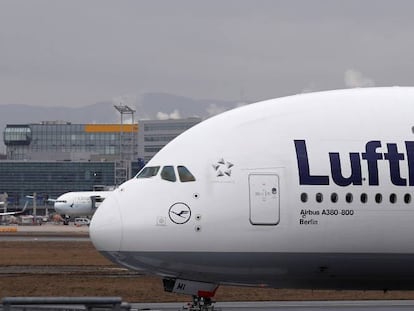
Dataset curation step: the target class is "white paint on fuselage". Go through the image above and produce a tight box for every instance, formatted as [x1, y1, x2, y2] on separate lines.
[54, 191, 112, 216]
[90, 87, 414, 289]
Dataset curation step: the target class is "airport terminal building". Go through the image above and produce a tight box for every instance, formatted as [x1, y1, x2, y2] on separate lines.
[4, 121, 138, 161]
[1, 118, 201, 206]
[138, 118, 201, 162]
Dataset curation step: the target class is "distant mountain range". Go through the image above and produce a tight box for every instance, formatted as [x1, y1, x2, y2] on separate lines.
[0, 92, 247, 152]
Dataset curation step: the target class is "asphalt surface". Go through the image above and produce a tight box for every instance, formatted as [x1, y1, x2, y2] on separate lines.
[130, 300, 414, 311]
[0, 223, 89, 241]
[2, 300, 414, 311]
[2, 225, 414, 310]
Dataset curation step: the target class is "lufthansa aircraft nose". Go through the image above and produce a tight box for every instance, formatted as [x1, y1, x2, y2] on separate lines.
[89, 191, 122, 252]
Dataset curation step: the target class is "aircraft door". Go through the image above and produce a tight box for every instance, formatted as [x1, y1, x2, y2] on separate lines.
[249, 174, 280, 225]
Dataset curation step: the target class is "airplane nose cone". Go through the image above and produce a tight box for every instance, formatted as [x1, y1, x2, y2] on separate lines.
[90, 192, 122, 252]
[54, 203, 62, 214]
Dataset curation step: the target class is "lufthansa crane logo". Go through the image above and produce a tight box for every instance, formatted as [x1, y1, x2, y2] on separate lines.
[168, 203, 191, 224]
[212, 158, 234, 177]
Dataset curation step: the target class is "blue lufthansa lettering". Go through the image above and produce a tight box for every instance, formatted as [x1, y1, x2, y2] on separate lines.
[329, 152, 362, 186]
[384, 143, 406, 186]
[295, 140, 414, 187]
[361, 141, 383, 186]
[294, 140, 329, 185]
[405, 141, 414, 186]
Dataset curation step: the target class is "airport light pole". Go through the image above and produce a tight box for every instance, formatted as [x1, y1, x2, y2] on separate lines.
[114, 104, 136, 160]
[33, 192, 36, 220]
[114, 104, 136, 185]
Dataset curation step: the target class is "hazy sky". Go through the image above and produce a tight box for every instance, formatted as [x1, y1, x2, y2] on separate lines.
[1, 0, 414, 107]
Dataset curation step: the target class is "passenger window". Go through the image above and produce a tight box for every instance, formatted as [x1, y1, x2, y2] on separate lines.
[360, 193, 368, 204]
[161, 166, 176, 182]
[331, 193, 338, 203]
[389, 193, 397, 204]
[137, 166, 160, 178]
[345, 193, 353, 203]
[404, 193, 411, 204]
[177, 166, 196, 182]
[316, 193, 323, 203]
[300, 193, 308, 203]
[375, 193, 382, 204]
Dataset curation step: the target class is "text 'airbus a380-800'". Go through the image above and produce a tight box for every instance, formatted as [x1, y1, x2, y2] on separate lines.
[90, 87, 414, 309]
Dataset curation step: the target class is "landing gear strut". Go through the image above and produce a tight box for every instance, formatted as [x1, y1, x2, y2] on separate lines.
[163, 278, 220, 311]
[184, 295, 217, 311]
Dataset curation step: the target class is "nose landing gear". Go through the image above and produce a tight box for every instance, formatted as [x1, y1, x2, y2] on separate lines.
[163, 278, 220, 311]
[183, 296, 218, 311]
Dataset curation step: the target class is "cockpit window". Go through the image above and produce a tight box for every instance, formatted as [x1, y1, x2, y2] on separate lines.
[161, 166, 176, 182]
[177, 166, 196, 182]
[137, 166, 160, 178]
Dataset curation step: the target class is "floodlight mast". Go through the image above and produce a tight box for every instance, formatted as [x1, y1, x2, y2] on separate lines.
[114, 104, 136, 185]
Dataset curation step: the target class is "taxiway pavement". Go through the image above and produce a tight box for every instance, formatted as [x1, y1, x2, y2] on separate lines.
[130, 300, 414, 311]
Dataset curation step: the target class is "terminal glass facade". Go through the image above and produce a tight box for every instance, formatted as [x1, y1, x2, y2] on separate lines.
[0, 161, 115, 206]
[138, 118, 201, 162]
[4, 123, 138, 161]
[4, 125, 32, 146]
[0, 119, 200, 206]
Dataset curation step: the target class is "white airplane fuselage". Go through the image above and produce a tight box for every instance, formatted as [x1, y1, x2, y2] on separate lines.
[91, 87, 414, 291]
[54, 191, 111, 216]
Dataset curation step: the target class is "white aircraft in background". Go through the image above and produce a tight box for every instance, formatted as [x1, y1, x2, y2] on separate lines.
[90, 87, 414, 309]
[53, 191, 112, 218]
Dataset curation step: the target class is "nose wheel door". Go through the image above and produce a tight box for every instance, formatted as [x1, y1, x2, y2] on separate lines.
[249, 174, 280, 225]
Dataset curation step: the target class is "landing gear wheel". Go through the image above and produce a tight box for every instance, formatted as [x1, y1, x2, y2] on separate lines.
[162, 278, 219, 311]
[182, 296, 220, 311]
